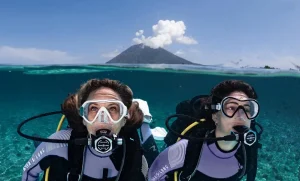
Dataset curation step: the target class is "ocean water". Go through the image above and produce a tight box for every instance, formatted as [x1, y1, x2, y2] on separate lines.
[1, 65, 300, 181]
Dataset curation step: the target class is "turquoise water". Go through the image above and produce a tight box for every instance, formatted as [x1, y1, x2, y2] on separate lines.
[1, 65, 300, 181]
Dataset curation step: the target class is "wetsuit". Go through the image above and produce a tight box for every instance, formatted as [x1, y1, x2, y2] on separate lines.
[22, 129, 148, 181]
[140, 123, 159, 166]
[148, 130, 244, 181]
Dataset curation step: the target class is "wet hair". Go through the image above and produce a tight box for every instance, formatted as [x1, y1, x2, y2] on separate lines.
[76, 78, 144, 128]
[61, 93, 87, 133]
[211, 79, 257, 103]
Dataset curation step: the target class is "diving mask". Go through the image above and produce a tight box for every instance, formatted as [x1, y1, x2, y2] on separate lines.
[80, 99, 128, 125]
[212, 96, 259, 120]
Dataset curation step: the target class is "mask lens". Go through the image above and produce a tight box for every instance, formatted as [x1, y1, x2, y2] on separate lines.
[80, 100, 127, 123]
[222, 97, 259, 119]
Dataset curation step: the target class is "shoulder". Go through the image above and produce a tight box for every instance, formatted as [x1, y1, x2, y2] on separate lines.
[22, 129, 72, 173]
[39, 129, 71, 154]
[48, 128, 72, 139]
[166, 139, 189, 168]
[148, 139, 189, 181]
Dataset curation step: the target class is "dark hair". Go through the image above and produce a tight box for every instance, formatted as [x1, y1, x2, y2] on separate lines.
[61, 93, 87, 133]
[210, 79, 257, 104]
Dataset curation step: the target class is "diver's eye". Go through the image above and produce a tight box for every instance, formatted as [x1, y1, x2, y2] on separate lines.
[226, 105, 237, 111]
[89, 106, 99, 112]
[108, 106, 117, 113]
[245, 108, 251, 113]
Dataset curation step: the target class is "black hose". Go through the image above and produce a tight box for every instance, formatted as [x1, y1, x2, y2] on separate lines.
[165, 114, 237, 142]
[17, 111, 88, 145]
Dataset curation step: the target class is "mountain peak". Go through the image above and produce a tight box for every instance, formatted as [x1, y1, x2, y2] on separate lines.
[106, 44, 196, 65]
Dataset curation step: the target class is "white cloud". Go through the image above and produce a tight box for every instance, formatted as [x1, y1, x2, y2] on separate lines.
[0, 46, 80, 65]
[135, 30, 144, 36]
[133, 20, 198, 49]
[101, 49, 120, 58]
[176, 36, 198, 45]
[175, 50, 185, 55]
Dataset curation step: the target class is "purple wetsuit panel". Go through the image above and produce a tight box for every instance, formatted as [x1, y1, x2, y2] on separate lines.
[22, 129, 119, 181]
[148, 139, 241, 181]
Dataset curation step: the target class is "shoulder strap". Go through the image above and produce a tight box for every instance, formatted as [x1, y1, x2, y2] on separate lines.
[179, 141, 202, 181]
[117, 129, 144, 181]
[178, 129, 207, 181]
[67, 130, 86, 181]
[234, 121, 262, 181]
[245, 144, 258, 181]
[251, 120, 262, 149]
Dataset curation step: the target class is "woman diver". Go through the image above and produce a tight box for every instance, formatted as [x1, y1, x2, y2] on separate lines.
[21, 78, 150, 181]
[148, 80, 262, 181]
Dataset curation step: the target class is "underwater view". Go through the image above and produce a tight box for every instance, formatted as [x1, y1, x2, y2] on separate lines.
[0, 65, 299, 181]
[1, 1, 300, 180]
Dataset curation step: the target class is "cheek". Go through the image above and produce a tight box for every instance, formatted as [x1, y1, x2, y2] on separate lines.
[85, 124, 94, 133]
[220, 117, 228, 126]
[111, 121, 125, 133]
[219, 116, 233, 128]
[245, 120, 251, 127]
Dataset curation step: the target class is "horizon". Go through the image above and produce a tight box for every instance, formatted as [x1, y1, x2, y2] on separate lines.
[0, 0, 299, 70]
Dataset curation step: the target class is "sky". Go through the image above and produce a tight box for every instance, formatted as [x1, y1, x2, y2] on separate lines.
[0, 0, 299, 69]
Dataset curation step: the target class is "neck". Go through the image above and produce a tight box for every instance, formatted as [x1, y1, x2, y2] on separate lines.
[215, 129, 238, 151]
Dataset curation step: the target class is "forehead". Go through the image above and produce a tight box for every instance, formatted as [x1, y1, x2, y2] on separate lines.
[227, 91, 249, 100]
[87, 87, 121, 100]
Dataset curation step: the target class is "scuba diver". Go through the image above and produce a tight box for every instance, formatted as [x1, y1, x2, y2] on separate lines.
[31, 97, 164, 168]
[19, 78, 152, 181]
[148, 80, 263, 181]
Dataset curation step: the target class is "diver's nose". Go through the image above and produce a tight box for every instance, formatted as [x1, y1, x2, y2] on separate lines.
[235, 109, 247, 122]
[236, 109, 244, 116]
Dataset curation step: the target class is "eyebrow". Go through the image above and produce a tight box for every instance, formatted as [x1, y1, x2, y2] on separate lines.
[89, 102, 118, 107]
[226, 101, 250, 107]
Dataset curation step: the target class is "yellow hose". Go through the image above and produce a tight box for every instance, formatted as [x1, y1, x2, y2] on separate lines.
[45, 115, 66, 181]
[174, 121, 199, 181]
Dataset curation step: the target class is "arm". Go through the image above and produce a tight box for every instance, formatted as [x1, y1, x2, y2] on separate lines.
[140, 123, 159, 166]
[148, 139, 188, 181]
[22, 130, 70, 181]
[133, 98, 160, 166]
[22, 142, 46, 181]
